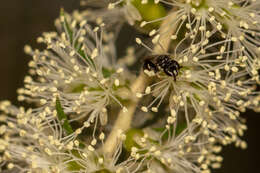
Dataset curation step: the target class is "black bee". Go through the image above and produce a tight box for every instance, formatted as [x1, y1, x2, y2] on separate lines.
[143, 54, 181, 81]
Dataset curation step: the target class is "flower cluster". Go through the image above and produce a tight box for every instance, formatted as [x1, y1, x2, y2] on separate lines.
[140, 0, 260, 75]
[0, 0, 260, 173]
[19, 11, 131, 128]
[0, 11, 132, 173]
[137, 37, 256, 146]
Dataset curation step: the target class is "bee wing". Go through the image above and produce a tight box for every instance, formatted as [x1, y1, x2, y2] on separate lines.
[143, 55, 157, 61]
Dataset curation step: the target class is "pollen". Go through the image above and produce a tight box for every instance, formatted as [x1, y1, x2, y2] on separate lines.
[122, 107, 128, 113]
[114, 79, 120, 86]
[136, 93, 143, 98]
[149, 29, 156, 36]
[141, 106, 148, 112]
[140, 21, 147, 27]
[135, 38, 142, 44]
[151, 107, 158, 112]
[145, 87, 151, 94]
[91, 48, 99, 59]
[171, 35, 177, 40]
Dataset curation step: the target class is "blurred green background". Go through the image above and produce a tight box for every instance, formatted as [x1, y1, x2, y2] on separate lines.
[0, 0, 259, 172]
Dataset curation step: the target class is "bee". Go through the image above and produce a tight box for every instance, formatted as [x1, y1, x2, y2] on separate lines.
[143, 54, 181, 81]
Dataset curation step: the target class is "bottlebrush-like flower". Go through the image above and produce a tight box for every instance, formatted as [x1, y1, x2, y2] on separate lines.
[137, 38, 259, 145]
[17, 11, 131, 127]
[0, 101, 129, 173]
[79, 0, 142, 27]
[0, 101, 74, 172]
[80, 0, 167, 34]
[1, 100, 219, 173]
[0, 1, 259, 173]
[121, 123, 224, 173]
[140, 0, 260, 76]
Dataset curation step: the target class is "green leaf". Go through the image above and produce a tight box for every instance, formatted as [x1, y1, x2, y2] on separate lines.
[71, 84, 86, 93]
[56, 98, 86, 148]
[190, 82, 204, 90]
[131, 0, 167, 32]
[56, 98, 86, 171]
[93, 169, 112, 173]
[56, 97, 74, 135]
[175, 123, 187, 136]
[60, 9, 96, 70]
[77, 45, 96, 70]
[60, 8, 73, 44]
[67, 160, 84, 171]
[124, 128, 144, 151]
[102, 67, 115, 78]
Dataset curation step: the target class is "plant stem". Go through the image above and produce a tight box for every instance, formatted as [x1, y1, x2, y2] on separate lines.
[154, 13, 178, 53]
[103, 74, 148, 154]
[103, 12, 178, 155]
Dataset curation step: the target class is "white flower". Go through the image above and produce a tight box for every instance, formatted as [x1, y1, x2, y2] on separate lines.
[145, 0, 260, 76]
[1, 1, 259, 173]
[19, 12, 131, 127]
[79, 0, 142, 27]
[0, 101, 72, 172]
[0, 101, 129, 173]
[124, 124, 224, 173]
[139, 39, 259, 144]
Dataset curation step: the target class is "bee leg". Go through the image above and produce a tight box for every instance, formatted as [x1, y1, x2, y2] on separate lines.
[173, 69, 178, 76]
[163, 68, 173, 76]
[164, 67, 177, 81]
[173, 74, 176, 81]
[170, 64, 179, 81]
